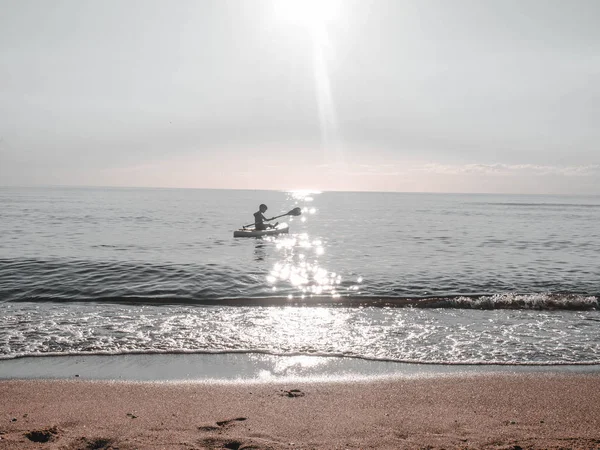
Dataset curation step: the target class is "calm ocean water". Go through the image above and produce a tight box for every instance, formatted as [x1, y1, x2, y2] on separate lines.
[1, 186, 599, 365]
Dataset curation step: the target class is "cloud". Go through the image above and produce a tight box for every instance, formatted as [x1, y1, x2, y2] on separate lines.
[415, 163, 600, 176]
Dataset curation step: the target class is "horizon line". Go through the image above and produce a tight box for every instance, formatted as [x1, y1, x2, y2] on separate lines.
[1, 183, 599, 197]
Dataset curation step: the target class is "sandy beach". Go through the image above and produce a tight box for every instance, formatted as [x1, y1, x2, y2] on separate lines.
[1, 372, 599, 449]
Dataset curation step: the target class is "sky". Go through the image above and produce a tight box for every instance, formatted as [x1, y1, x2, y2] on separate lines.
[1, 0, 599, 194]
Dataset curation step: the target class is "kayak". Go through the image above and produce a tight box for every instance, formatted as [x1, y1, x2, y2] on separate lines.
[233, 223, 289, 238]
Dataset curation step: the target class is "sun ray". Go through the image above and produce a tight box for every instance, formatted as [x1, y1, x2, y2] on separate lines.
[273, 0, 346, 171]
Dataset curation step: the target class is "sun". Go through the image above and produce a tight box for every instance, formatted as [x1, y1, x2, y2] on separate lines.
[273, 0, 341, 29]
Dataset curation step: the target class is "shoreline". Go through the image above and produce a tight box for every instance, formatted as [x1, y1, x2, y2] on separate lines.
[2, 353, 600, 382]
[1, 372, 599, 449]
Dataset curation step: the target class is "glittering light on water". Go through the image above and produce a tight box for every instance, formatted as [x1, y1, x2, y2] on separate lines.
[288, 190, 321, 202]
[268, 255, 346, 297]
[267, 190, 361, 299]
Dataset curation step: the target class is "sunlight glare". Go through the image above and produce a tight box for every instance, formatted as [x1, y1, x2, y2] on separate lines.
[273, 0, 341, 28]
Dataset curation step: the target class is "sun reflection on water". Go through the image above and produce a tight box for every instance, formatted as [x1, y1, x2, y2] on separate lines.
[289, 190, 321, 202]
[262, 191, 363, 299]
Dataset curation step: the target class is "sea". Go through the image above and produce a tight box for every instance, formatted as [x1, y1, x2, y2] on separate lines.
[1, 186, 599, 367]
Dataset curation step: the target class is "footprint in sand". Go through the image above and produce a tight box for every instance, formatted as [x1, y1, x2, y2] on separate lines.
[216, 417, 247, 427]
[197, 418, 252, 449]
[198, 417, 247, 432]
[24, 427, 59, 444]
[75, 437, 114, 450]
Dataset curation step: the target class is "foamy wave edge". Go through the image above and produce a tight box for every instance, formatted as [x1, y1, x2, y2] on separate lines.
[445, 293, 599, 310]
[1, 349, 599, 366]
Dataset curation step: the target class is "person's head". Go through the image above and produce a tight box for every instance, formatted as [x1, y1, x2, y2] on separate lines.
[259, 204, 268, 213]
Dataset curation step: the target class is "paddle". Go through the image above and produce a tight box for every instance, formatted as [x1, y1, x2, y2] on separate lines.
[243, 207, 302, 228]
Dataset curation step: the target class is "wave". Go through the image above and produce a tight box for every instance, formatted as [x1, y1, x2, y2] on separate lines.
[1, 257, 598, 310]
[4, 292, 598, 310]
[441, 293, 599, 310]
[1, 348, 599, 366]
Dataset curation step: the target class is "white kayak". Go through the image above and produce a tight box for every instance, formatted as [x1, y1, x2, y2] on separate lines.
[233, 223, 289, 238]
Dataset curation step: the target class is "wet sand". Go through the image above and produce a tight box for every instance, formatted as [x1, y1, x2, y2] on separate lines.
[1, 372, 599, 449]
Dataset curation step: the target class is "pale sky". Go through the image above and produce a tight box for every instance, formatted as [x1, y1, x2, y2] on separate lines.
[1, 0, 599, 194]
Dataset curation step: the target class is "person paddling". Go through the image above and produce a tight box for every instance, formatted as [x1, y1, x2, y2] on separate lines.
[235, 206, 302, 236]
[254, 204, 275, 230]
